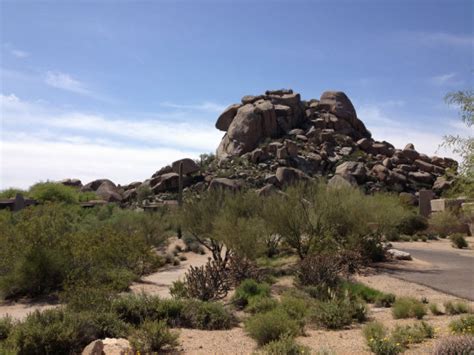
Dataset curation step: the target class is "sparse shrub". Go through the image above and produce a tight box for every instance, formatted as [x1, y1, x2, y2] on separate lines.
[392, 297, 426, 319]
[279, 295, 311, 329]
[136, 185, 152, 204]
[450, 233, 468, 249]
[397, 214, 428, 236]
[363, 322, 402, 355]
[180, 300, 234, 330]
[429, 303, 444, 316]
[444, 301, 470, 315]
[184, 260, 231, 301]
[312, 299, 354, 329]
[246, 296, 279, 314]
[449, 315, 474, 335]
[429, 210, 462, 238]
[169, 280, 188, 299]
[128, 320, 178, 352]
[433, 335, 474, 355]
[233, 279, 271, 308]
[390, 321, 434, 347]
[374, 293, 396, 308]
[245, 309, 300, 346]
[0, 316, 13, 341]
[260, 334, 311, 354]
[227, 254, 261, 285]
[295, 254, 342, 291]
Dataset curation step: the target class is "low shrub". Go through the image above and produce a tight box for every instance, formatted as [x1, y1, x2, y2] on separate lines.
[245, 309, 300, 346]
[312, 299, 354, 329]
[433, 335, 474, 355]
[180, 300, 234, 330]
[0, 316, 13, 341]
[294, 254, 342, 289]
[429, 303, 444, 316]
[392, 297, 426, 319]
[0, 188, 28, 199]
[363, 322, 402, 355]
[128, 320, 178, 352]
[374, 293, 396, 308]
[397, 214, 428, 236]
[279, 295, 311, 329]
[429, 210, 462, 238]
[444, 301, 470, 315]
[29, 182, 79, 204]
[450, 233, 468, 249]
[246, 296, 279, 314]
[390, 321, 434, 347]
[449, 315, 474, 335]
[342, 281, 394, 307]
[259, 334, 311, 355]
[169, 280, 188, 299]
[112, 294, 163, 325]
[233, 279, 271, 308]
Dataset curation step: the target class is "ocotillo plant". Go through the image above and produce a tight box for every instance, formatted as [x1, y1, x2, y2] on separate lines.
[177, 161, 183, 238]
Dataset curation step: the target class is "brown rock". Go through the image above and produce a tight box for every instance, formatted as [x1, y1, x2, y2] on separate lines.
[215, 103, 241, 131]
[335, 161, 366, 183]
[96, 181, 122, 202]
[256, 184, 278, 197]
[152, 173, 179, 193]
[408, 171, 435, 184]
[275, 167, 308, 186]
[172, 158, 200, 175]
[208, 178, 242, 191]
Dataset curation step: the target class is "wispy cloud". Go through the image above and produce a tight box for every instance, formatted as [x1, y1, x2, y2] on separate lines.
[10, 49, 29, 58]
[415, 32, 474, 47]
[44, 71, 90, 95]
[430, 72, 463, 87]
[1, 93, 223, 188]
[160, 101, 227, 113]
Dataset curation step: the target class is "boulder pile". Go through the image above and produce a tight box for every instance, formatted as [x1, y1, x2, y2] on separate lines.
[68, 89, 458, 206]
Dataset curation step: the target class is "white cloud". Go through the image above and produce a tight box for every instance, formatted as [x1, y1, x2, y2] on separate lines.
[416, 32, 474, 47]
[0, 94, 223, 189]
[10, 49, 29, 58]
[160, 101, 227, 113]
[44, 71, 90, 95]
[430, 72, 463, 87]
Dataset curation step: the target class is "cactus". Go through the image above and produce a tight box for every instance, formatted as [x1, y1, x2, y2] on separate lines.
[177, 162, 183, 238]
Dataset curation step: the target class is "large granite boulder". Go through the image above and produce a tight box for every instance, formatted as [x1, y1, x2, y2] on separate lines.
[171, 158, 200, 175]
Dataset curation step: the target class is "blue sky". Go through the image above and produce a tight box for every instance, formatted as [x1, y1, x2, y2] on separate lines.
[1, 0, 473, 189]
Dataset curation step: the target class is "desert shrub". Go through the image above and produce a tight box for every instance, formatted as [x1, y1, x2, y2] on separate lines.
[397, 214, 428, 236]
[429, 303, 444, 316]
[433, 335, 474, 355]
[180, 300, 234, 330]
[0, 188, 28, 199]
[444, 301, 470, 315]
[0, 316, 14, 341]
[341, 281, 384, 303]
[392, 297, 426, 319]
[245, 309, 300, 346]
[279, 295, 311, 329]
[363, 322, 402, 355]
[374, 293, 396, 308]
[429, 210, 462, 238]
[184, 260, 231, 301]
[4, 308, 128, 355]
[312, 299, 354, 329]
[449, 315, 474, 335]
[295, 254, 342, 293]
[246, 296, 279, 314]
[169, 280, 188, 299]
[136, 185, 152, 203]
[128, 320, 178, 352]
[450, 233, 468, 248]
[112, 294, 163, 325]
[227, 254, 261, 285]
[233, 279, 271, 308]
[260, 334, 311, 355]
[390, 321, 434, 347]
[29, 182, 79, 203]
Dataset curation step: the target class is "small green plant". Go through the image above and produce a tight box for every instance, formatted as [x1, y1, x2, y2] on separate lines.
[429, 303, 444, 316]
[128, 320, 178, 352]
[397, 214, 428, 236]
[433, 335, 474, 355]
[0, 188, 28, 199]
[246, 296, 279, 314]
[363, 322, 402, 355]
[392, 297, 426, 319]
[449, 315, 474, 335]
[312, 299, 354, 329]
[450, 233, 468, 248]
[259, 334, 311, 354]
[0, 316, 14, 341]
[444, 301, 470, 315]
[233, 279, 271, 308]
[374, 293, 396, 308]
[390, 321, 434, 347]
[245, 309, 300, 346]
[169, 280, 188, 299]
[279, 295, 311, 329]
[180, 300, 234, 330]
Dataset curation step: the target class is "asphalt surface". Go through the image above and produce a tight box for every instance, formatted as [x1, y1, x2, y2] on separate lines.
[384, 245, 474, 301]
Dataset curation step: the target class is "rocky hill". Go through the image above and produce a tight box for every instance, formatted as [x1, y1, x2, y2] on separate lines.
[65, 89, 458, 206]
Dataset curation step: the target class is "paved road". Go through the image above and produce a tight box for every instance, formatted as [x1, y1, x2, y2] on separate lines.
[384, 244, 474, 300]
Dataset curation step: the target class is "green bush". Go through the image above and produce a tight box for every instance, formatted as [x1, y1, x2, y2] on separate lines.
[180, 300, 234, 330]
[449, 315, 474, 335]
[392, 297, 426, 319]
[341, 281, 394, 307]
[444, 301, 470, 315]
[433, 335, 474, 355]
[397, 214, 428, 236]
[260, 334, 311, 354]
[363, 322, 402, 355]
[246, 296, 279, 314]
[390, 321, 434, 347]
[450, 233, 468, 248]
[29, 182, 80, 203]
[279, 295, 311, 329]
[245, 309, 300, 346]
[312, 299, 354, 329]
[233, 279, 271, 308]
[374, 293, 396, 308]
[0, 188, 28, 199]
[429, 303, 444, 316]
[429, 210, 462, 238]
[128, 320, 178, 352]
[0, 316, 14, 341]
[4, 308, 128, 354]
[169, 280, 188, 299]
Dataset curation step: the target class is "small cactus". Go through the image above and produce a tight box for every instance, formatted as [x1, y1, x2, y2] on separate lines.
[433, 335, 474, 355]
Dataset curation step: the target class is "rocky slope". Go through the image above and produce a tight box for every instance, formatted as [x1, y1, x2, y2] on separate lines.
[65, 89, 457, 206]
